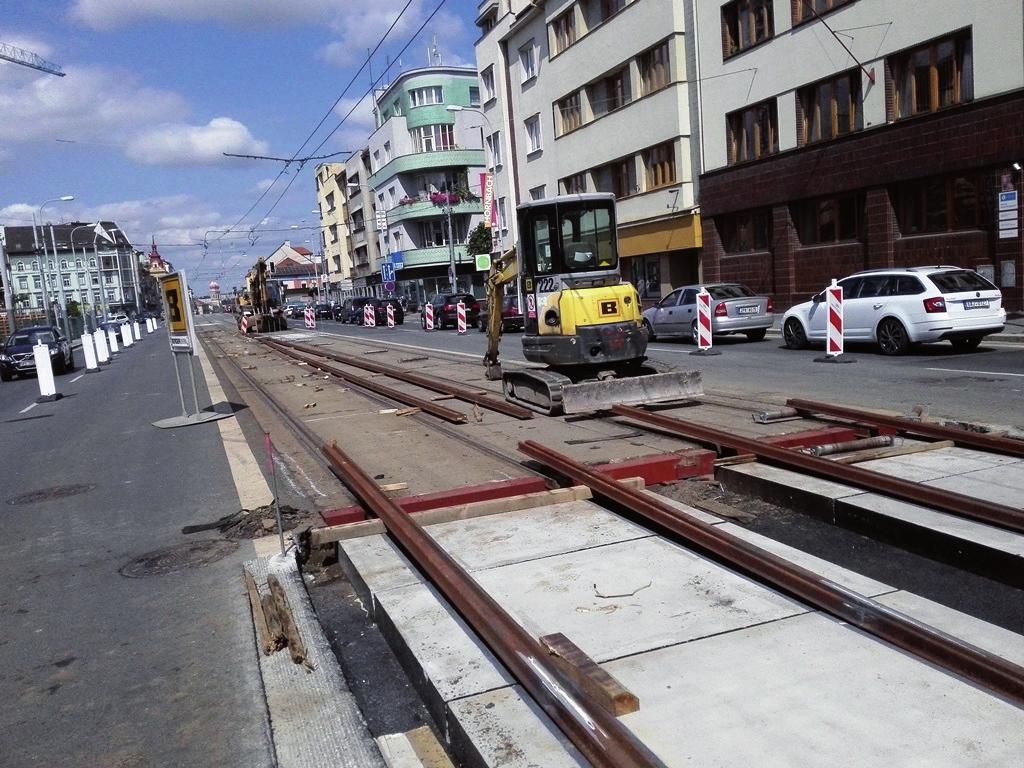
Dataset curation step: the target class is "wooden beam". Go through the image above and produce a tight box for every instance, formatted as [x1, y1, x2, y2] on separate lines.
[540, 633, 639, 716]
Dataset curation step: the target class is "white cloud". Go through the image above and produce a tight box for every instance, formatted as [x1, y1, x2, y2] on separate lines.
[248, 178, 277, 194]
[124, 118, 269, 166]
[70, 0, 336, 29]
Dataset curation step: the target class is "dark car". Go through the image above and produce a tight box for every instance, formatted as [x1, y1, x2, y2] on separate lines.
[477, 295, 524, 332]
[314, 303, 334, 320]
[0, 325, 75, 380]
[422, 293, 481, 329]
[335, 297, 376, 323]
[401, 296, 420, 313]
[366, 298, 405, 326]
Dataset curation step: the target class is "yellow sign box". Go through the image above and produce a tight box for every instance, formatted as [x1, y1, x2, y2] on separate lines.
[161, 274, 188, 334]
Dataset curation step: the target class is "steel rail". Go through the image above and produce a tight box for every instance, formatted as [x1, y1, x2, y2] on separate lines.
[260, 338, 467, 424]
[612, 405, 1024, 535]
[518, 440, 1024, 708]
[321, 442, 667, 768]
[787, 398, 1024, 459]
[272, 338, 534, 420]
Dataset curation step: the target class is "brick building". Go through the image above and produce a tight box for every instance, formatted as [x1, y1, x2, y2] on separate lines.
[695, 0, 1024, 311]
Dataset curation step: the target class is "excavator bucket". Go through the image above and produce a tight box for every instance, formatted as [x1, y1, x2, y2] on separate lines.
[560, 370, 703, 415]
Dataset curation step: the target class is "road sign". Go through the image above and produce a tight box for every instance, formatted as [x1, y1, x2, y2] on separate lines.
[998, 191, 1019, 239]
[383, 280, 396, 293]
[391, 251, 404, 269]
[159, 271, 196, 355]
[475, 253, 491, 272]
[375, 209, 388, 232]
[381, 261, 396, 283]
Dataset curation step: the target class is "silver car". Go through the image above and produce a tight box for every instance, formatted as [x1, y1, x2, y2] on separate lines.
[642, 283, 774, 343]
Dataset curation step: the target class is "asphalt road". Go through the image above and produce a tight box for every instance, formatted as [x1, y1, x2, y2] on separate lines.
[0, 330, 272, 767]
[250, 314, 1024, 428]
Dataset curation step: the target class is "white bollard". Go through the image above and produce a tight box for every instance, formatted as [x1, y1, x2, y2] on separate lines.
[121, 324, 133, 348]
[33, 340, 61, 402]
[81, 334, 99, 372]
[132, 321, 141, 340]
[149, 317, 156, 333]
[94, 329, 110, 364]
[107, 327, 120, 354]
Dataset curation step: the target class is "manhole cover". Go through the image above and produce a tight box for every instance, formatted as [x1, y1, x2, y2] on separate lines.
[119, 539, 238, 578]
[7, 484, 96, 506]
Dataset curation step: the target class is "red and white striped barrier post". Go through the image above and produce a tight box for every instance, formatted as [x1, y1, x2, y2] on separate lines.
[425, 303, 434, 331]
[690, 288, 721, 356]
[364, 302, 376, 327]
[304, 307, 316, 330]
[816, 279, 855, 363]
[386, 302, 395, 328]
[240, 314, 249, 335]
[457, 301, 467, 334]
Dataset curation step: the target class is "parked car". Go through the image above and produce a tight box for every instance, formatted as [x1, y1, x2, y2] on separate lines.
[334, 297, 376, 323]
[314, 303, 334, 320]
[422, 293, 481, 329]
[477, 295, 524, 332]
[107, 312, 130, 326]
[0, 325, 75, 380]
[642, 283, 774, 343]
[284, 303, 305, 319]
[782, 266, 1006, 355]
[368, 298, 404, 325]
[401, 296, 420, 313]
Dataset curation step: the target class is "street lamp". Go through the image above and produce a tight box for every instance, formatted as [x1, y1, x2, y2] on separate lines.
[34, 195, 74, 335]
[289, 223, 322, 304]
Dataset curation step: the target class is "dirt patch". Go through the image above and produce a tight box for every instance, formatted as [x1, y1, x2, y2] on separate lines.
[181, 504, 318, 539]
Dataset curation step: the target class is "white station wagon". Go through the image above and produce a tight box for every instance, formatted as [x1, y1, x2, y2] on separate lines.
[782, 266, 1005, 355]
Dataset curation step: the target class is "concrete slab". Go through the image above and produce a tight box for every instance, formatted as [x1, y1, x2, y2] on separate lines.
[642, 489, 722, 525]
[924, 464, 1024, 507]
[471, 535, 806, 663]
[605, 612, 1024, 767]
[721, 461, 864, 501]
[856, 445, 1022, 482]
[446, 687, 586, 768]
[425, 499, 653, 571]
[341, 533, 424, 597]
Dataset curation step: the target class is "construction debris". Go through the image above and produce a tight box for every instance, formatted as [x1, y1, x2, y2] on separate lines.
[182, 503, 313, 539]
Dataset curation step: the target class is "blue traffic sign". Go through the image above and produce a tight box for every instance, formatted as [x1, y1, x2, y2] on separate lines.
[391, 251, 404, 269]
[381, 261, 396, 283]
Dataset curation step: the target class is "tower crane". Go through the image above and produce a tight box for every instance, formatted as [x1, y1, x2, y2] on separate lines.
[0, 42, 65, 76]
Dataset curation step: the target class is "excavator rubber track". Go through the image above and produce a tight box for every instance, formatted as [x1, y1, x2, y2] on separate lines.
[503, 368, 703, 416]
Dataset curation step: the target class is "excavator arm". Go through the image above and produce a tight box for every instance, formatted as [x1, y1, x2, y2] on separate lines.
[482, 247, 519, 381]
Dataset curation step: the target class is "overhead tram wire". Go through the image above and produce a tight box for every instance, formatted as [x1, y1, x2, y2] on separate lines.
[213, 0, 418, 243]
[250, 0, 449, 229]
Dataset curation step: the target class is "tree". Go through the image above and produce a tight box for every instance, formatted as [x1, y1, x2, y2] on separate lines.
[67, 299, 81, 317]
[467, 222, 492, 256]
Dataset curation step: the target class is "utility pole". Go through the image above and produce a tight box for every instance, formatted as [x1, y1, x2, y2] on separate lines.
[49, 224, 72, 339]
[0, 231, 14, 332]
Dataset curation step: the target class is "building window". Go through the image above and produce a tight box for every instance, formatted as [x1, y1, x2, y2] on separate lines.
[33, 276, 42, 289]
[75, 259, 82, 268]
[105, 275, 114, 285]
[62, 275, 71, 288]
[384, 141, 392, 162]
[485, 131, 502, 169]
[17, 277, 27, 291]
[420, 220, 448, 247]
[589, 68, 629, 118]
[16, 262, 23, 272]
[392, 99, 402, 116]
[556, 92, 582, 135]
[410, 123, 455, 152]
[722, 0, 774, 57]
[719, 210, 772, 253]
[529, 185, 547, 200]
[644, 142, 676, 190]
[799, 69, 863, 145]
[326, 191, 336, 212]
[551, 8, 577, 55]
[890, 32, 973, 120]
[525, 114, 542, 153]
[497, 197, 508, 232]
[894, 173, 983, 235]
[596, 157, 635, 198]
[727, 99, 778, 165]
[388, 187, 397, 206]
[107, 290, 115, 301]
[638, 41, 670, 95]
[469, 86, 480, 107]
[481, 66, 496, 102]
[519, 40, 537, 83]
[410, 86, 443, 107]
[561, 172, 587, 194]
[585, 0, 626, 27]
[793, 194, 865, 244]
[89, 258, 96, 268]
[373, 149, 381, 169]
[793, 0, 856, 25]
[60, 259, 68, 269]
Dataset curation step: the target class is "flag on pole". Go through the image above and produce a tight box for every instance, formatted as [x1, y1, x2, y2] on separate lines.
[94, 223, 114, 243]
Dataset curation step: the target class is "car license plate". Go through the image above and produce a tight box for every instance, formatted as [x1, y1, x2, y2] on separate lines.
[17, 361, 33, 369]
[737, 305, 760, 315]
[963, 300, 989, 310]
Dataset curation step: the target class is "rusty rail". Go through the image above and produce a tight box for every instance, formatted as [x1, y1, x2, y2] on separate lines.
[321, 442, 666, 768]
[261, 339, 467, 424]
[788, 398, 1024, 459]
[518, 440, 1024, 708]
[612, 405, 1024, 535]
[271, 338, 534, 420]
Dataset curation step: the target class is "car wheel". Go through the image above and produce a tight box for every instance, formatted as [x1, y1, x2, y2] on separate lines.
[745, 328, 767, 342]
[54, 357, 66, 375]
[0, 370, 11, 382]
[689, 320, 700, 345]
[877, 318, 910, 356]
[65, 353, 76, 372]
[642, 319, 656, 341]
[783, 318, 808, 350]
[950, 336, 982, 352]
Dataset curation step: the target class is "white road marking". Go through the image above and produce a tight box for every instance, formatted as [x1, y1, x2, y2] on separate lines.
[925, 367, 1024, 378]
[19, 403, 37, 414]
[70, 374, 84, 383]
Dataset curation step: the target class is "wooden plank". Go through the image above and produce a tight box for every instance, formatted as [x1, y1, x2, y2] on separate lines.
[379, 482, 409, 493]
[714, 453, 758, 467]
[260, 592, 286, 653]
[244, 569, 274, 656]
[311, 486, 596, 547]
[540, 633, 639, 717]
[395, 407, 421, 417]
[267, 574, 314, 670]
[689, 496, 755, 523]
[831, 439, 955, 465]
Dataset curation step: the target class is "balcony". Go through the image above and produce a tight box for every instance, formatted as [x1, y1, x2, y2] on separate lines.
[386, 197, 483, 226]
[368, 148, 486, 188]
[398, 245, 474, 269]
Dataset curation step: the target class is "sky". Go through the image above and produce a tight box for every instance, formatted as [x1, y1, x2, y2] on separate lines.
[0, 0, 480, 292]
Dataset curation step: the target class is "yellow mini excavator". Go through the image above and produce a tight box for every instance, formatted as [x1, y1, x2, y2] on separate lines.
[481, 193, 701, 415]
[238, 258, 288, 333]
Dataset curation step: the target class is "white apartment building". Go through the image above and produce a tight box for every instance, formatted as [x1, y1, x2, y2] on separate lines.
[314, 162, 354, 301]
[474, 0, 704, 302]
[345, 148, 382, 294]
